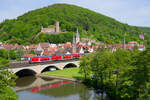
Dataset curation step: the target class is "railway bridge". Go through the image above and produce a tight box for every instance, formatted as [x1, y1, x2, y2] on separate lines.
[9, 60, 80, 77]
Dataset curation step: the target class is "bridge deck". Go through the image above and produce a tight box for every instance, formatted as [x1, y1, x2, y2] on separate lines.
[10, 59, 79, 68]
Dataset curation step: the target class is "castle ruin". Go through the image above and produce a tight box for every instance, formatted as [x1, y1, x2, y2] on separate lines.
[41, 21, 60, 34]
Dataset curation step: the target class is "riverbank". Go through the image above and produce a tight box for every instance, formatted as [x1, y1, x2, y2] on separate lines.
[38, 74, 82, 82]
[39, 68, 83, 82]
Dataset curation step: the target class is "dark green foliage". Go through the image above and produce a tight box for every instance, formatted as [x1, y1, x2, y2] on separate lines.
[80, 47, 150, 100]
[0, 4, 149, 44]
[38, 32, 74, 44]
[9, 50, 17, 60]
[0, 58, 18, 100]
[29, 50, 35, 54]
[0, 49, 16, 60]
[0, 49, 8, 59]
[137, 26, 150, 33]
[15, 49, 24, 60]
[0, 49, 24, 60]
[0, 87, 17, 100]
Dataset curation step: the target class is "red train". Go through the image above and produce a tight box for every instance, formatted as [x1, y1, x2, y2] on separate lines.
[29, 53, 86, 63]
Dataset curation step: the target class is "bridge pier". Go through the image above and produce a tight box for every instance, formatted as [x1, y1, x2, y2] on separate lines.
[35, 65, 42, 76]
[59, 63, 64, 70]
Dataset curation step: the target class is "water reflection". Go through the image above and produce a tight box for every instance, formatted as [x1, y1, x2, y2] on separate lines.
[15, 76, 109, 100]
[93, 92, 108, 100]
[31, 80, 72, 94]
[78, 84, 92, 100]
[15, 76, 36, 87]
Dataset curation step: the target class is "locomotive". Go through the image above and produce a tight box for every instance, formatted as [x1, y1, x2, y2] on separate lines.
[29, 53, 86, 63]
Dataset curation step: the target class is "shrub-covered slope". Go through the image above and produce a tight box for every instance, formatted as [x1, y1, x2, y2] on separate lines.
[0, 4, 149, 44]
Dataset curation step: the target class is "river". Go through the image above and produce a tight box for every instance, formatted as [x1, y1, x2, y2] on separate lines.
[15, 76, 109, 100]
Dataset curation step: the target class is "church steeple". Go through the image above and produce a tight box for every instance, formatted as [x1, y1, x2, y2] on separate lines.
[76, 28, 80, 39]
[75, 28, 80, 44]
[73, 35, 75, 45]
[72, 28, 80, 54]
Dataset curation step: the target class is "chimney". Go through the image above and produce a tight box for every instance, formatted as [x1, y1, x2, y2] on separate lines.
[55, 21, 59, 33]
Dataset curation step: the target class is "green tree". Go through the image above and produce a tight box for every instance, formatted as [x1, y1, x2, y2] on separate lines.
[113, 49, 133, 100]
[9, 50, 16, 60]
[0, 58, 17, 100]
[29, 50, 35, 54]
[16, 49, 24, 60]
[130, 45, 150, 100]
[79, 54, 92, 80]
[0, 49, 7, 59]
[79, 47, 150, 100]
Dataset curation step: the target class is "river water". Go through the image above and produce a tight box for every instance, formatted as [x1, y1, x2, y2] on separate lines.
[15, 76, 109, 100]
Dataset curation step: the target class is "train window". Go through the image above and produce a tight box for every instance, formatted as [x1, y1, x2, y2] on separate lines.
[32, 58, 39, 61]
[40, 58, 50, 61]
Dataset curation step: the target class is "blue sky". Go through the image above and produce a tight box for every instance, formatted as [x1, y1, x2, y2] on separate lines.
[0, 0, 150, 27]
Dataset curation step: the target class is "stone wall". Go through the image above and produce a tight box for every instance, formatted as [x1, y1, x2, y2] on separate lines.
[41, 28, 55, 33]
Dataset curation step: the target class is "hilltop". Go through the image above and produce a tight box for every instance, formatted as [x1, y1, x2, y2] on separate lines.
[0, 4, 149, 45]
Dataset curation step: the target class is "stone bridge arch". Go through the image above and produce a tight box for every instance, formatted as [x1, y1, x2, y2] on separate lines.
[10, 66, 40, 77]
[41, 65, 59, 73]
[63, 63, 78, 69]
[15, 69, 37, 77]
[63, 61, 80, 69]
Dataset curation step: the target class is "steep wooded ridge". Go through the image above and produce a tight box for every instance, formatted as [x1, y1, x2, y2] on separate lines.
[0, 4, 149, 44]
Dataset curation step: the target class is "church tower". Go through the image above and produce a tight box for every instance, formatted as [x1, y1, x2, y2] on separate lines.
[75, 28, 80, 44]
[72, 28, 80, 53]
[72, 36, 76, 53]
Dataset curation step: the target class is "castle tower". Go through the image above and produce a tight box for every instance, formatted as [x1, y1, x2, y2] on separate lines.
[55, 21, 59, 33]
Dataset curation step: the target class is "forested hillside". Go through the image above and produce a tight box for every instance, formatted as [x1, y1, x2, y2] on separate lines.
[137, 27, 150, 33]
[0, 4, 149, 45]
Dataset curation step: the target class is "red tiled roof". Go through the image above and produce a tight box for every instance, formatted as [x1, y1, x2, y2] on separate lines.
[3, 44, 14, 50]
[43, 48, 55, 56]
[29, 44, 38, 49]
[40, 43, 50, 49]
[128, 41, 137, 44]
[125, 45, 133, 49]
[14, 43, 19, 47]
[64, 42, 72, 47]
[23, 54, 35, 58]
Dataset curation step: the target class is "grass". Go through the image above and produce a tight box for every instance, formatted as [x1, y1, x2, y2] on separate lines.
[42, 68, 83, 79]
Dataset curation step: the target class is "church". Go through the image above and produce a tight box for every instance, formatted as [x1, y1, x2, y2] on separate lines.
[73, 28, 80, 44]
[72, 28, 80, 53]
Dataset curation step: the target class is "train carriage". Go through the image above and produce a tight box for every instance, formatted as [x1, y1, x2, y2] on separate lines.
[51, 55, 62, 61]
[29, 57, 39, 63]
[72, 54, 80, 59]
[39, 56, 50, 62]
[62, 54, 72, 60]
[29, 53, 87, 63]
[80, 53, 86, 57]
